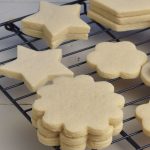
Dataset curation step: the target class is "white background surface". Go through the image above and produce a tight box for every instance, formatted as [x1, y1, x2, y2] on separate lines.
[0, 1, 150, 150]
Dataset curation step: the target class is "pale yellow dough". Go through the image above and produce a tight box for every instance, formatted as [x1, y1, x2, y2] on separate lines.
[37, 120, 59, 138]
[37, 131, 60, 146]
[88, 10, 150, 32]
[87, 136, 112, 149]
[87, 41, 147, 79]
[0, 46, 73, 91]
[141, 61, 150, 87]
[89, 0, 150, 17]
[90, 5, 150, 25]
[22, 27, 88, 48]
[21, 1, 90, 48]
[60, 133, 87, 146]
[136, 101, 150, 137]
[32, 75, 125, 139]
[61, 143, 86, 150]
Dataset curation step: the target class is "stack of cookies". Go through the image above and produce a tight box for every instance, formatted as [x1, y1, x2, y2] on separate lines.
[88, 0, 150, 31]
[21, 1, 90, 48]
[32, 75, 125, 150]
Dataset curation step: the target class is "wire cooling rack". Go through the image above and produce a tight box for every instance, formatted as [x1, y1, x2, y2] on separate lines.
[0, 0, 150, 150]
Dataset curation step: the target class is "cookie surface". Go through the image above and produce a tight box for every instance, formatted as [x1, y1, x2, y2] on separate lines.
[0, 46, 73, 91]
[21, 1, 90, 48]
[90, 0, 150, 17]
[141, 61, 150, 87]
[136, 102, 150, 137]
[87, 41, 147, 79]
[33, 75, 125, 138]
[88, 10, 150, 31]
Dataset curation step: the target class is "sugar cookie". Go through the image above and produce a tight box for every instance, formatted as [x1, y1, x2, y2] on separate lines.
[37, 120, 59, 138]
[37, 131, 59, 146]
[87, 136, 112, 149]
[89, 0, 150, 17]
[88, 10, 150, 31]
[0, 46, 73, 91]
[21, 1, 90, 48]
[87, 41, 147, 79]
[32, 75, 125, 139]
[141, 61, 150, 87]
[90, 5, 150, 25]
[136, 101, 150, 137]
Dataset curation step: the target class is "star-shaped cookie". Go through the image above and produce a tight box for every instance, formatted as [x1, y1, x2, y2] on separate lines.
[87, 41, 148, 79]
[32, 75, 125, 149]
[21, 1, 90, 48]
[136, 101, 150, 137]
[0, 46, 73, 91]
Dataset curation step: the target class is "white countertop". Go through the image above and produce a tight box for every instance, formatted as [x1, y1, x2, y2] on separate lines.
[0, 1, 150, 150]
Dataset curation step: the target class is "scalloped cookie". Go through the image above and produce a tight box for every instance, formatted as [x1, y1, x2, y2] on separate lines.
[0, 46, 73, 91]
[141, 61, 150, 87]
[32, 75, 125, 149]
[21, 1, 90, 48]
[136, 101, 150, 137]
[87, 41, 147, 79]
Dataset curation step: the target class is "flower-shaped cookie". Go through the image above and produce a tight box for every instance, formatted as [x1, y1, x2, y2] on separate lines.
[87, 41, 147, 79]
[136, 101, 150, 137]
[33, 75, 125, 139]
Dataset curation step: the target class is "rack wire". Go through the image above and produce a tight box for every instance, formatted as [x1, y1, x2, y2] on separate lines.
[0, 0, 150, 150]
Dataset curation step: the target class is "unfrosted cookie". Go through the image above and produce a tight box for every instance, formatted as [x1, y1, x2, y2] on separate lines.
[22, 27, 88, 48]
[87, 136, 112, 149]
[0, 46, 73, 91]
[32, 75, 125, 139]
[90, 5, 150, 25]
[88, 10, 150, 31]
[37, 120, 59, 138]
[89, 0, 150, 17]
[87, 41, 147, 79]
[136, 101, 150, 137]
[60, 133, 86, 146]
[61, 142, 86, 150]
[21, 1, 90, 48]
[37, 131, 60, 146]
[141, 61, 150, 87]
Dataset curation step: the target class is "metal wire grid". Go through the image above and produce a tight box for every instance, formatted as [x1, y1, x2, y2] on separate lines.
[0, 0, 150, 149]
